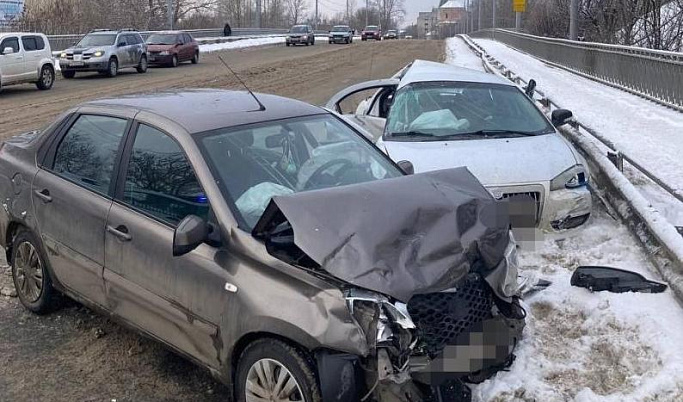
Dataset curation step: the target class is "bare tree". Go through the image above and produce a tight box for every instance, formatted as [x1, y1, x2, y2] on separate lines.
[285, 0, 308, 25]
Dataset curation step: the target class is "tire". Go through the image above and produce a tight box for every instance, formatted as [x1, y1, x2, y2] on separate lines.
[286, 43, 291, 47]
[235, 339, 322, 402]
[10, 229, 57, 314]
[36, 65, 55, 90]
[106, 58, 118, 77]
[136, 55, 148, 73]
[170, 55, 178, 68]
[191, 51, 199, 64]
[61, 70, 76, 79]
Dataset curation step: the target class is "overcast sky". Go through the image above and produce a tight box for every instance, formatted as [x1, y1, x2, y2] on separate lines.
[306, 0, 441, 27]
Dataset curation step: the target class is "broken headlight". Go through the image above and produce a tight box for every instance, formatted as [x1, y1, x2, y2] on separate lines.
[346, 290, 416, 349]
[550, 164, 588, 190]
[501, 233, 521, 298]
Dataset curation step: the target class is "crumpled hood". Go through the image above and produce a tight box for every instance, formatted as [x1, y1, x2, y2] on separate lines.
[382, 134, 578, 186]
[253, 167, 510, 302]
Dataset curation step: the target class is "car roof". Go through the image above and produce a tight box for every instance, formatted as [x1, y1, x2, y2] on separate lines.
[85, 89, 328, 134]
[398, 59, 513, 88]
[0, 32, 44, 36]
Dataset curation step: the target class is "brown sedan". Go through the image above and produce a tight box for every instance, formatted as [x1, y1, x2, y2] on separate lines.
[146, 31, 199, 67]
[0, 90, 524, 401]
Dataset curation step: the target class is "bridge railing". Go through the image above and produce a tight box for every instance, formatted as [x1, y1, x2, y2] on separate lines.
[470, 29, 683, 111]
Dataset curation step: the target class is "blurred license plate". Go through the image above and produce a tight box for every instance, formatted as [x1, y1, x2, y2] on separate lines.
[73, 54, 82, 61]
[71, 61, 84, 66]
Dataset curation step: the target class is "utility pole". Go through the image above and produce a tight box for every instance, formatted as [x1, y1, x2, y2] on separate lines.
[315, 0, 319, 29]
[166, 0, 173, 30]
[515, 12, 521, 30]
[569, 0, 578, 40]
[477, 0, 481, 31]
[492, 0, 496, 29]
[365, 0, 369, 28]
[346, 0, 350, 22]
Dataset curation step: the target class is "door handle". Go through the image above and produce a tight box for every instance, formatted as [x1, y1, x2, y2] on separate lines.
[107, 225, 132, 241]
[34, 189, 52, 203]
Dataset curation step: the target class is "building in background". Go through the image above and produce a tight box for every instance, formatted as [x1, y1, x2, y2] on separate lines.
[0, 0, 23, 28]
[437, 0, 466, 38]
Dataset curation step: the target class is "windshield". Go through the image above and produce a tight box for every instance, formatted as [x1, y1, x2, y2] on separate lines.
[77, 34, 117, 47]
[332, 26, 350, 32]
[290, 26, 307, 33]
[197, 114, 402, 229]
[146, 34, 178, 45]
[365, 26, 379, 31]
[385, 81, 554, 140]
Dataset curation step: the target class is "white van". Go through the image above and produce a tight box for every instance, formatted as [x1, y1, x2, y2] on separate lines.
[0, 32, 55, 91]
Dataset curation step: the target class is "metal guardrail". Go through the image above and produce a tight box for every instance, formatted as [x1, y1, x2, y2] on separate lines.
[470, 29, 683, 111]
[46, 27, 289, 52]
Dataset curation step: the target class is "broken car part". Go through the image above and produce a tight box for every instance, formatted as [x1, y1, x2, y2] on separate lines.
[571, 266, 667, 293]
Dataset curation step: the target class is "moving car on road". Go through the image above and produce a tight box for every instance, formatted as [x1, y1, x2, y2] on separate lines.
[362, 25, 382, 41]
[0, 32, 55, 92]
[145, 31, 199, 67]
[0, 89, 524, 401]
[286, 24, 315, 46]
[329, 25, 354, 44]
[59, 29, 148, 78]
[384, 30, 399, 40]
[328, 60, 592, 231]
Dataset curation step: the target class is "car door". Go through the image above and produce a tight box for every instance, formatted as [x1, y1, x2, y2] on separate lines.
[20, 35, 44, 81]
[103, 122, 229, 368]
[32, 113, 132, 306]
[184, 33, 196, 60]
[131, 34, 144, 65]
[115, 34, 131, 67]
[326, 79, 399, 141]
[0, 36, 24, 83]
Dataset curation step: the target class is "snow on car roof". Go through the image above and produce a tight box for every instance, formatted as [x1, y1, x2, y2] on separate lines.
[398, 59, 513, 88]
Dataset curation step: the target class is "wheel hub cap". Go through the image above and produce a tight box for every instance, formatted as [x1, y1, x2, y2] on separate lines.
[246, 358, 304, 402]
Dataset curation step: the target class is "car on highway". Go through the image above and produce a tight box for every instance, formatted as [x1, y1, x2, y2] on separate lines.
[362, 25, 382, 41]
[0, 89, 524, 401]
[286, 24, 315, 46]
[327, 60, 593, 231]
[329, 25, 354, 44]
[59, 29, 148, 78]
[145, 31, 199, 67]
[0, 32, 55, 92]
[384, 30, 399, 40]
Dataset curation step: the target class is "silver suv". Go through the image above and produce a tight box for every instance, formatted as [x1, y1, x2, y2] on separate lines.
[59, 29, 148, 78]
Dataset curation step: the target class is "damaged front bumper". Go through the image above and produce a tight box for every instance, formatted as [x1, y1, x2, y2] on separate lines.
[545, 186, 592, 230]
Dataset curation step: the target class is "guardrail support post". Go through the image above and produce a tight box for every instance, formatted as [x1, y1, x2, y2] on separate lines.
[607, 151, 624, 172]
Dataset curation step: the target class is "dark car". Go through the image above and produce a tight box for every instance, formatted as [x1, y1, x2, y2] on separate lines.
[0, 90, 524, 401]
[362, 25, 382, 41]
[286, 25, 315, 46]
[146, 31, 199, 67]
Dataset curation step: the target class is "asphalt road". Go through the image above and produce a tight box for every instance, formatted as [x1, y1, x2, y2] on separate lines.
[0, 39, 444, 402]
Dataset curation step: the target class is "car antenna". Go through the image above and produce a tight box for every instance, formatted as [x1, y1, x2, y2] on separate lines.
[217, 55, 266, 112]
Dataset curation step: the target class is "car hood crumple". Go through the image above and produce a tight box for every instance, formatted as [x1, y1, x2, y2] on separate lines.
[382, 133, 578, 186]
[252, 167, 510, 302]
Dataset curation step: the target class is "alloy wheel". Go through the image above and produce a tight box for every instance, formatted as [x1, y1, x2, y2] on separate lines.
[41, 68, 53, 87]
[14, 241, 43, 303]
[245, 358, 304, 402]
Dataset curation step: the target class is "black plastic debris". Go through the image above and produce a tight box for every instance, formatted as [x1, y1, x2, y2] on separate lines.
[570, 266, 667, 293]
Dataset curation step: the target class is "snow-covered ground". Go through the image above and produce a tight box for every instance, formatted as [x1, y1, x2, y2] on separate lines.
[468, 38, 683, 227]
[445, 37, 683, 402]
[199, 36, 284, 53]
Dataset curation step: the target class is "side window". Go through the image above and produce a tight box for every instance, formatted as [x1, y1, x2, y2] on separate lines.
[36, 36, 45, 50]
[117, 35, 127, 46]
[123, 124, 209, 226]
[184, 34, 193, 43]
[52, 115, 128, 195]
[21, 36, 37, 51]
[176, 34, 184, 44]
[133, 34, 143, 45]
[0, 37, 19, 53]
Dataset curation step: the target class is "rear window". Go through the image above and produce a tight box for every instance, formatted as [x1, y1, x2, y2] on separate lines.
[22, 36, 45, 51]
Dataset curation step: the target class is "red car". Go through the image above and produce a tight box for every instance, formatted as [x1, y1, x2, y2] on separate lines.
[146, 31, 199, 67]
[362, 25, 382, 41]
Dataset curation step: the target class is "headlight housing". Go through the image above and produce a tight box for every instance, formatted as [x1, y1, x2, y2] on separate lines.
[550, 164, 588, 191]
[59, 52, 67, 58]
[302, 35, 308, 39]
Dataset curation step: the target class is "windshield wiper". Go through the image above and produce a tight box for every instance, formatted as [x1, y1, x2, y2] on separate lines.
[464, 129, 539, 138]
[391, 131, 439, 138]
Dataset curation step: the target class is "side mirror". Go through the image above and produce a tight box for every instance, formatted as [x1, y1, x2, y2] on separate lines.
[173, 215, 208, 256]
[524, 79, 536, 98]
[551, 109, 573, 128]
[397, 160, 414, 175]
[2, 47, 14, 55]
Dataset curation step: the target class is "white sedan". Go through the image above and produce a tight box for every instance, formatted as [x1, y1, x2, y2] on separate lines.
[327, 60, 592, 231]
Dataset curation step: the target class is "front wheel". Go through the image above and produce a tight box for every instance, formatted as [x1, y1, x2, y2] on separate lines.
[61, 70, 76, 79]
[136, 55, 148, 73]
[36, 65, 55, 90]
[106, 58, 118, 77]
[191, 52, 199, 64]
[11, 229, 57, 314]
[170, 55, 178, 68]
[235, 339, 322, 402]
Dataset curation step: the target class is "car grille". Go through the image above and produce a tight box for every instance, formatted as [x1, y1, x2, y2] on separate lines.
[501, 191, 542, 224]
[407, 274, 493, 357]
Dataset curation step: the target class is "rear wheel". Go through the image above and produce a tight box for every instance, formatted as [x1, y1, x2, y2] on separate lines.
[61, 70, 76, 79]
[11, 229, 57, 314]
[36, 65, 55, 90]
[235, 339, 322, 402]
[136, 55, 148, 73]
[106, 58, 118, 77]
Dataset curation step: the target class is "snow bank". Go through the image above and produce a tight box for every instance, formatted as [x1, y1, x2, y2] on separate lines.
[199, 36, 284, 53]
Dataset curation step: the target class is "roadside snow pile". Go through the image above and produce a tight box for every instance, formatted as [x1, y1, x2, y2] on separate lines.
[445, 37, 485, 71]
[470, 38, 683, 227]
[475, 211, 683, 402]
[199, 36, 284, 53]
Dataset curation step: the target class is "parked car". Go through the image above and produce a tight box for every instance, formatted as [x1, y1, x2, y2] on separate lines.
[286, 24, 315, 46]
[146, 31, 199, 67]
[384, 30, 399, 40]
[362, 25, 382, 41]
[327, 60, 592, 231]
[329, 25, 354, 44]
[0, 89, 524, 401]
[0, 32, 55, 91]
[59, 29, 148, 78]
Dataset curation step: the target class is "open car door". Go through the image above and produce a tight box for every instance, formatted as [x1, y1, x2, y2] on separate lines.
[326, 79, 399, 142]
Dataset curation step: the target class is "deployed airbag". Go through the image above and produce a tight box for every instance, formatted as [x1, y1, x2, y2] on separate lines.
[253, 167, 510, 302]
